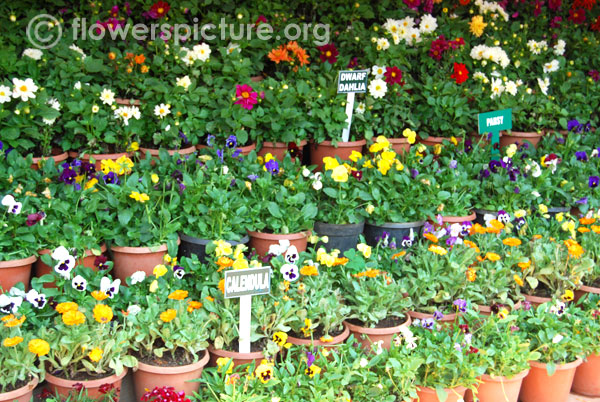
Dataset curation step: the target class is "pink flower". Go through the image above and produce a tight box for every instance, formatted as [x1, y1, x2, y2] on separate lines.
[550, 16, 562, 27]
[234, 84, 258, 110]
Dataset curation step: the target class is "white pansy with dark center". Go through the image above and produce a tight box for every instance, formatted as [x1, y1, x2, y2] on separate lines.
[100, 276, 121, 298]
[71, 275, 88, 292]
[0, 293, 23, 314]
[173, 266, 185, 279]
[268, 239, 291, 257]
[25, 289, 47, 309]
[280, 264, 299, 282]
[284, 246, 299, 265]
[51, 246, 75, 279]
[2, 194, 22, 214]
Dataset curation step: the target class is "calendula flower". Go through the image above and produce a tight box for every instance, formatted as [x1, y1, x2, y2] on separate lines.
[513, 274, 524, 286]
[91, 291, 108, 301]
[28, 339, 50, 356]
[88, 348, 103, 362]
[502, 238, 522, 247]
[518, 260, 531, 271]
[62, 310, 86, 326]
[3, 336, 23, 347]
[424, 233, 438, 243]
[466, 267, 477, 282]
[56, 302, 79, 314]
[463, 240, 480, 253]
[93, 304, 114, 324]
[187, 300, 203, 312]
[428, 245, 448, 255]
[160, 309, 177, 323]
[3, 314, 26, 328]
[300, 265, 319, 276]
[485, 252, 501, 261]
[168, 290, 188, 300]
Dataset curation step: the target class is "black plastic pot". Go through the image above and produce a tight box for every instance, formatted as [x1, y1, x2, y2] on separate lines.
[474, 208, 497, 225]
[363, 221, 426, 247]
[546, 206, 570, 217]
[313, 222, 364, 253]
[178, 233, 249, 263]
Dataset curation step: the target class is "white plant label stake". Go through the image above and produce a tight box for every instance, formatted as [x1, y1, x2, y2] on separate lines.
[224, 266, 271, 353]
[337, 69, 368, 142]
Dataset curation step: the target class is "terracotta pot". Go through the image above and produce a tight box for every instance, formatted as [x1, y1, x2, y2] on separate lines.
[133, 350, 209, 401]
[499, 131, 544, 149]
[110, 242, 173, 283]
[572, 353, 600, 397]
[469, 133, 491, 147]
[465, 369, 529, 402]
[35, 245, 107, 287]
[416, 385, 467, 402]
[115, 98, 141, 106]
[207, 344, 267, 368]
[574, 284, 600, 302]
[344, 316, 411, 351]
[80, 152, 128, 171]
[309, 140, 366, 171]
[68, 151, 79, 159]
[418, 136, 452, 147]
[431, 212, 476, 230]
[257, 140, 307, 160]
[0, 255, 36, 293]
[247, 230, 310, 257]
[407, 310, 458, 324]
[287, 324, 349, 346]
[196, 142, 256, 156]
[139, 145, 197, 160]
[520, 359, 582, 402]
[45, 368, 128, 400]
[476, 301, 521, 316]
[31, 151, 68, 170]
[250, 75, 264, 82]
[388, 137, 411, 154]
[524, 293, 552, 306]
[0, 377, 38, 402]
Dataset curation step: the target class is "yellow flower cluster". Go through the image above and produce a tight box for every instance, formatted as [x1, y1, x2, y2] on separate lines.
[367, 136, 404, 175]
[255, 360, 275, 383]
[213, 240, 252, 270]
[316, 247, 350, 267]
[101, 156, 134, 176]
[129, 191, 149, 203]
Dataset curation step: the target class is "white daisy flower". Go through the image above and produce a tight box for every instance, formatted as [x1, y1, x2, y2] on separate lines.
[371, 65, 386, 78]
[193, 43, 211, 62]
[0, 85, 12, 103]
[226, 43, 240, 54]
[100, 88, 115, 105]
[505, 80, 518, 96]
[376, 38, 390, 51]
[543, 59, 559, 73]
[368, 78, 387, 99]
[91, 105, 99, 113]
[176, 75, 191, 90]
[553, 39, 566, 56]
[154, 103, 171, 118]
[490, 78, 504, 99]
[537, 77, 550, 95]
[11, 78, 38, 102]
[69, 44, 87, 59]
[356, 102, 366, 114]
[419, 14, 437, 34]
[22, 48, 43, 60]
[74, 81, 82, 90]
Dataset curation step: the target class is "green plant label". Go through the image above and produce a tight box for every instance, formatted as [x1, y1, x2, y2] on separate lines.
[337, 70, 369, 93]
[224, 267, 271, 298]
[478, 108, 512, 160]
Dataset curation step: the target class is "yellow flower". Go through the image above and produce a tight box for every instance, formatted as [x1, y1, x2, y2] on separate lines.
[485, 252, 501, 261]
[331, 165, 349, 182]
[88, 348, 103, 362]
[377, 158, 393, 175]
[375, 135, 390, 149]
[514, 210, 526, 218]
[305, 364, 322, 378]
[255, 363, 275, 383]
[233, 244, 247, 260]
[127, 142, 139, 152]
[395, 160, 404, 171]
[428, 244, 448, 255]
[513, 274, 524, 287]
[101, 159, 119, 175]
[497, 308, 509, 319]
[273, 331, 291, 348]
[233, 257, 249, 270]
[539, 204, 549, 214]
[562, 290, 574, 302]
[466, 267, 477, 282]
[149, 279, 158, 293]
[349, 150, 363, 162]
[153, 264, 168, 277]
[470, 15, 487, 37]
[217, 357, 234, 374]
[160, 309, 177, 323]
[323, 156, 340, 171]
[356, 243, 372, 258]
[56, 302, 79, 314]
[62, 310, 86, 326]
[505, 144, 517, 158]
[300, 265, 319, 276]
[3, 336, 23, 347]
[502, 238, 522, 247]
[366, 204, 375, 215]
[213, 240, 233, 257]
[301, 318, 313, 337]
[168, 290, 188, 300]
[28, 339, 50, 357]
[151, 174, 159, 184]
[369, 142, 385, 153]
[2, 314, 26, 328]
[556, 213, 564, 222]
[84, 178, 98, 190]
[129, 191, 149, 203]
[187, 300, 203, 312]
[518, 260, 531, 271]
[91, 291, 108, 301]
[115, 155, 134, 175]
[264, 153, 275, 163]
[402, 128, 417, 144]
[93, 304, 114, 324]
[320, 334, 333, 343]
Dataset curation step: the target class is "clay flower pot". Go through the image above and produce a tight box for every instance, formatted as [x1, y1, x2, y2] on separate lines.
[115, 98, 141, 106]
[208, 344, 267, 368]
[79, 152, 128, 171]
[519, 358, 582, 402]
[418, 136, 448, 147]
[247, 230, 310, 257]
[110, 242, 174, 283]
[344, 316, 412, 351]
[35, 245, 107, 283]
[574, 284, 600, 302]
[133, 350, 210, 401]
[465, 369, 529, 402]
[0, 377, 38, 402]
[523, 293, 552, 307]
[309, 139, 366, 171]
[0, 255, 36, 293]
[408, 310, 459, 324]
[499, 131, 544, 149]
[287, 324, 349, 346]
[31, 151, 68, 170]
[257, 140, 307, 161]
[138, 145, 197, 160]
[572, 353, 600, 397]
[416, 385, 467, 402]
[388, 137, 411, 154]
[441, 212, 476, 224]
[45, 368, 128, 400]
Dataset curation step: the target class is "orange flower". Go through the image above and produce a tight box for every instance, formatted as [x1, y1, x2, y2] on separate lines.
[187, 300, 203, 312]
[463, 240, 480, 253]
[218, 279, 225, 293]
[532, 234, 543, 240]
[470, 223, 487, 235]
[91, 291, 108, 301]
[485, 252, 501, 261]
[217, 256, 234, 271]
[300, 265, 319, 276]
[353, 269, 381, 278]
[108, 52, 116, 60]
[134, 54, 146, 64]
[564, 240, 584, 259]
[513, 274, 524, 286]
[93, 304, 114, 324]
[206, 296, 214, 302]
[391, 251, 407, 259]
[428, 244, 448, 255]
[424, 233, 439, 243]
[56, 302, 79, 314]
[268, 46, 291, 64]
[579, 227, 591, 233]
[591, 225, 600, 234]
[518, 260, 531, 271]
[286, 41, 300, 53]
[466, 267, 477, 282]
[502, 238, 522, 247]
[486, 220, 505, 234]
[3, 314, 26, 328]
[62, 310, 86, 326]
[140, 65, 149, 73]
[168, 290, 188, 301]
[580, 217, 596, 225]
[125, 52, 134, 60]
[332, 257, 349, 266]
[160, 309, 177, 322]
[294, 47, 310, 66]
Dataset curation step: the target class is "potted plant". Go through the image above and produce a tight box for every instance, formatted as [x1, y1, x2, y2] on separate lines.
[311, 154, 368, 252]
[572, 294, 600, 397]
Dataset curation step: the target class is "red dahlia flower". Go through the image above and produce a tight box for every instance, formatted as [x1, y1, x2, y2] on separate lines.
[574, 0, 596, 10]
[384, 66, 405, 86]
[592, 15, 600, 31]
[234, 84, 258, 110]
[317, 43, 339, 64]
[568, 7, 586, 24]
[548, 0, 562, 10]
[451, 63, 469, 84]
[148, 1, 170, 19]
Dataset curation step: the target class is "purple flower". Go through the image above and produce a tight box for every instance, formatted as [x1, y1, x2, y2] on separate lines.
[171, 170, 183, 183]
[80, 162, 96, 179]
[411, 169, 419, 178]
[576, 151, 588, 161]
[449, 160, 458, 169]
[568, 119, 582, 133]
[103, 172, 118, 184]
[178, 182, 186, 193]
[454, 343, 462, 352]
[479, 169, 490, 179]
[59, 168, 78, 185]
[232, 149, 242, 159]
[265, 159, 279, 175]
[446, 236, 458, 246]
[522, 301, 532, 311]
[216, 149, 224, 163]
[401, 236, 413, 248]
[306, 350, 316, 367]
[0, 140, 3, 151]
[453, 299, 467, 313]
[514, 187, 520, 194]
[226, 135, 237, 149]
[433, 311, 444, 320]
[589, 176, 599, 188]
[576, 197, 588, 205]
[589, 70, 600, 82]
[26, 212, 45, 227]
[489, 160, 502, 173]
[421, 318, 434, 329]
[247, 174, 258, 181]
[464, 139, 473, 153]
[179, 130, 189, 145]
[206, 134, 215, 147]
[423, 221, 434, 234]
[460, 222, 472, 236]
[173, 265, 185, 279]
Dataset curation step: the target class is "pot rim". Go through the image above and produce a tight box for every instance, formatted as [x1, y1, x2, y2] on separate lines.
[387, 137, 410, 144]
[416, 385, 467, 394]
[344, 315, 411, 335]
[524, 293, 552, 304]
[365, 220, 426, 228]
[136, 349, 209, 374]
[311, 139, 367, 147]
[441, 212, 476, 222]
[138, 145, 197, 156]
[287, 324, 350, 346]
[261, 139, 308, 147]
[31, 151, 69, 163]
[38, 244, 107, 258]
[247, 230, 311, 240]
[110, 243, 168, 254]
[179, 233, 249, 246]
[408, 310, 458, 321]
[504, 130, 544, 137]
[578, 284, 600, 294]
[0, 377, 39, 400]
[45, 368, 128, 388]
[208, 344, 265, 359]
[0, 255, 37, 268]
[528, 357, 583, 370]
[314, 221, 365, 229]
[481, 368, 530, 382]
[79, 152, 129, 160]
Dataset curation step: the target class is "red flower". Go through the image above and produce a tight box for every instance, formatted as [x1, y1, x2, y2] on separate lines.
[351, 170, 363, 180]
[459, 0, 470, 4]
[550, 16, 562, 27]
[287, 142, 303, 159]
[384, 66, 405, 86]
[403, 0, 421, 10]
[574, 0, 596, 10]
[466, 346, 479, 354]
[592, 15, 600, 31]
[568, 7, 586, 24]
[451, 63, 469, 85]
[317, 43, 339, 64]
[148, 1, 170, 18]
[255, 15, 268, 25]
[548, 0, 562, 10]
[429, 35, 450, 61]
[99, 383, 115, 394]
[533, 0, 544, 17]
[234, 84, 258, 110]
[72, 383, 84, 392]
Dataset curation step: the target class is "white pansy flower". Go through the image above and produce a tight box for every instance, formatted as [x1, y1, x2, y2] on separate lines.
[359, 358, 369, 368]
[280, 264, 299, 282]
[72, 275, 88, 292]
[0, 293, 23, 314]
[51, 246, 75, 279]
[11, 78, 38, 102]
[312, 179, 323, 191]
[127, 305, 141, 315]
[22, 48, 43, 60]
[26, 289, 47, 309]
[130, 271, 146, 284]
[74, 81, 82, 90]
[100, 276, 121, 298]
[268, 239, 291, 257]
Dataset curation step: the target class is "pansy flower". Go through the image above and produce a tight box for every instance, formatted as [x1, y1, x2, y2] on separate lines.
[2, 195, 22, 214]
[0, 293, 23, 314]
[71, 275, 87, 292]
[100, 277, 121, 298]
[453, 299, 467, 313]
[225, 135, 237, 149]
[95, 255, 109, 270]
[25, 289, 47, 309]
[51, 246, 76, 279]
[173, 265, 185, 279]
[26, 211, 45, 226]
[265, 159, 279, 175]
[284, 246, 299, 264]
[280, 264, 299, 282]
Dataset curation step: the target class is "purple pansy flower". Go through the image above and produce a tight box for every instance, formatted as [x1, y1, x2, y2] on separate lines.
[206, 134, 215, 147]
[103, 172, 118, 184]
[576, 151, 588, 161]
[421, 318, 435, 329]
[589, 176, 599, 188]
[453, 299, 467, 313]
[225, 135, 237, 149]
[26, 212, 46, 227]
[567, 119, 582, 133]
[247, 174, 258, 181]
[265, 159, 279, 175]
[449, 160, 458, 169]
[433, 311, 444, 321]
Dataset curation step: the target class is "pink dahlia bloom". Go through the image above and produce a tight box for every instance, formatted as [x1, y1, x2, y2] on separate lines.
[234, 84, 258, 110]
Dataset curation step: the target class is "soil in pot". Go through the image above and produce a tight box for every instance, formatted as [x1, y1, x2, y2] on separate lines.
[31, 148, 68, 170]
[313, 222, 364, 253]
[288, 324, 348, 346]
[523, 283, 553, 306]
[519, 359, 582, 402]
[344, 315, 411, 351]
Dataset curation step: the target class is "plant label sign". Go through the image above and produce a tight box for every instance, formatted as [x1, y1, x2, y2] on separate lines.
[477, 108, 512, 161]
[337, 69, 369, 142]
[224, 267, 271, 354]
